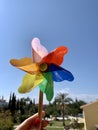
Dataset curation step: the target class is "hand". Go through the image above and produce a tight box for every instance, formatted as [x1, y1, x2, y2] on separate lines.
[15, 111, 48, 130]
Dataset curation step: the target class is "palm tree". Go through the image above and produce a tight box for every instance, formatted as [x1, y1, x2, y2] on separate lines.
[55, 92, 73, 126]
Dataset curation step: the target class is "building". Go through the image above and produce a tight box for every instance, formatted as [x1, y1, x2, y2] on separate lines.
[0, 96, 8, 108]
[81, 100, 98, 130]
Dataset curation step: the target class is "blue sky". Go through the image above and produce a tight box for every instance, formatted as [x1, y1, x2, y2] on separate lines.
[0, 0, 98, 103]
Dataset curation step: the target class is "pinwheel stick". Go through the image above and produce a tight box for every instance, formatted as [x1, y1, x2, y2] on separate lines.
[38, 90, 43, 130]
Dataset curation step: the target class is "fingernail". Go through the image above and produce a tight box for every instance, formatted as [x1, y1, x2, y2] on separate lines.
[34, 117, 41, 127]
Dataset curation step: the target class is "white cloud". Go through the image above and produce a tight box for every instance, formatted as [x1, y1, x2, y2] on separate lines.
[55, 88, 70, 95]
[4, 87, 98, 104]
[70, 93, 98, 103]
[54, 87, 98, 103]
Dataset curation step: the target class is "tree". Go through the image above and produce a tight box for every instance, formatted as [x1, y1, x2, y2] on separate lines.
[8, 93, 12, 110]
[68, 98, 86, 116]
[8, 93, 16, 116]
[0, 110, 14, 130]
[55, 92, 73, 126]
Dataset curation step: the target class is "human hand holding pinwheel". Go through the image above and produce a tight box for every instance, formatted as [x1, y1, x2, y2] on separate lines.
[10, 37, 74, 129]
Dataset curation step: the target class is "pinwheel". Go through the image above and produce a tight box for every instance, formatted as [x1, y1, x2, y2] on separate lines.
[10, 37, 74, 101]
[10, 37, 74, 129]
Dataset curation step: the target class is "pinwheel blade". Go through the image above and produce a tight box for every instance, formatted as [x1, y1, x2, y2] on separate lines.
[39, 72, 53, 101]
[42, 46, 68, 65]
[18, 73, 44, 93]
[49, 64, 74, 82]
[31, 38, 48, 62]
[10, 58, 39, 74]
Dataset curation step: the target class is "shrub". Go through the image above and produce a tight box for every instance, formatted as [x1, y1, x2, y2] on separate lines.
[0, 110, 14, 130]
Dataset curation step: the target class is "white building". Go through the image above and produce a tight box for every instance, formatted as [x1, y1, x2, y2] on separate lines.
[0, 96, 8, 108]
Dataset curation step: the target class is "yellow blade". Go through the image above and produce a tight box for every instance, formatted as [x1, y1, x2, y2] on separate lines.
[18, 73, 44, 93]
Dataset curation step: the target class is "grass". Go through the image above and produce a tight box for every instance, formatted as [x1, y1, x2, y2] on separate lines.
[14, 119, 84, 130]
[46, 120, 65, 130]
[46, 120, 84, 130]
[49, 120, 63, 126]
[46, 127, 63, 130]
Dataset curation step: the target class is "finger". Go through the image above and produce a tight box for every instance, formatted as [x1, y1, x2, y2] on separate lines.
[26, 110, 45, 122]
[42, 120, 49, 128]
[21, 111, 45, 126]
[15, 111, 45, 130]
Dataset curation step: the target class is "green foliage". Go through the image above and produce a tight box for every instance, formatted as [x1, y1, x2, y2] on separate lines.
[68, 98, 86, 116]
[45, 103, 59, 117]
[7, 93, 38, 123]
[47, 128, 63, 130]
[0, 110, 14, 130]
[7, 92, 86, 120]
[54, 93, 73, 126]
[8, 93, 16, 117]
[0, 92, 85, 129]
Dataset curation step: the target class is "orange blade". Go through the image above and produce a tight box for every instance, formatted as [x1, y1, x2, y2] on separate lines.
[10, 57, 39, 74]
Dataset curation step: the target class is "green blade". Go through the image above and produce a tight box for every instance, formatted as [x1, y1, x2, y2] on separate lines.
[39, 72, 54, 101]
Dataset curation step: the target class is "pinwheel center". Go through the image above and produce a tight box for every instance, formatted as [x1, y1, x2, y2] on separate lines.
[40, 62, 48, 72]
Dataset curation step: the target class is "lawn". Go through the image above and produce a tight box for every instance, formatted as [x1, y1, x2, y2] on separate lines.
[46, 120, 84, 130]
[46, 120, 65, 130]
[46, 127, 63, 130]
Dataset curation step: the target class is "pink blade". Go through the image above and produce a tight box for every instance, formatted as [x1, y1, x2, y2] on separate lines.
[31, 38, 48, 63]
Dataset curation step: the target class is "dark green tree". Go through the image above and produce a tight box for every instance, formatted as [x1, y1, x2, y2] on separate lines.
[8, 93, 16, 116]
[68, 98, 86, 116]
[11, 93, 16, 115]
[8, 93, 12, 110]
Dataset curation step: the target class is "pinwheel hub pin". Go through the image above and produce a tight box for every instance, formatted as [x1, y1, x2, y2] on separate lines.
[39, 62, 48, 72]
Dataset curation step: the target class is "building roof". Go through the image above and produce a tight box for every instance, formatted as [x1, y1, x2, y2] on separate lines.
[81, 100, 98, 109]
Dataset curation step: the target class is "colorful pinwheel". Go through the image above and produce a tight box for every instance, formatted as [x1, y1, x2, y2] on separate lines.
[10, 38, 74, 101]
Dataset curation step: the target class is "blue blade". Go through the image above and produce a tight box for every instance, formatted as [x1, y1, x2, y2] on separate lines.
[49, 64, 74, 82]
